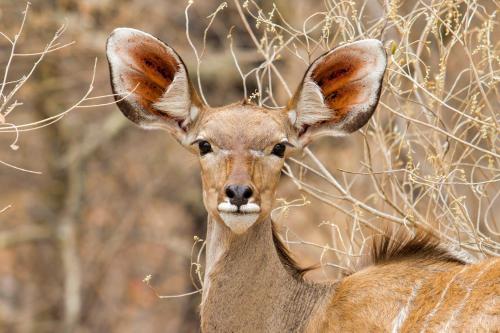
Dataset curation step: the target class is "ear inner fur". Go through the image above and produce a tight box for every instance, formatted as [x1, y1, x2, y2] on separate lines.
[106, 28, 200, 134]
[289, 39, 387, 139]
[127, 42, 177, 90]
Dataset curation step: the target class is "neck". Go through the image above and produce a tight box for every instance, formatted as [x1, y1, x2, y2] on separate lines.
[200, 215, 333, 332]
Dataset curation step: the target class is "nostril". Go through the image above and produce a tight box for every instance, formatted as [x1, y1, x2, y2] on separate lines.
[243, 187, 253, 199]
[225, 186, 235, 199]
[225, 185, 253, 208]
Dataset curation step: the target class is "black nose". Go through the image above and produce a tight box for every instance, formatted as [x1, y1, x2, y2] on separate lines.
[225, 184, 253, 208]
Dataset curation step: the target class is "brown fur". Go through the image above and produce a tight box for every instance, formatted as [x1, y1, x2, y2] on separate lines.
[315, 257, 499, 332]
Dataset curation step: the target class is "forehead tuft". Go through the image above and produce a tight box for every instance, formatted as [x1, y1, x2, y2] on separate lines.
[199, 105, 288, 149]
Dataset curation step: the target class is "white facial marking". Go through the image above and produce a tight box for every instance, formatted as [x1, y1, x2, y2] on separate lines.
[287, 109, 297, 125]
[217, 202, 261, 234]
[250, 149, 265, 157]
[217, 202, 261, 214]
[219, 213, 259, 234]
[238, 203, 261, 214]
[217, 201, 238, 213]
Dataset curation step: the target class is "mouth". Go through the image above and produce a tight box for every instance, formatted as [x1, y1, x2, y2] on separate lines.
[217, 202, 260, 234]
[217, 202, 261, 214]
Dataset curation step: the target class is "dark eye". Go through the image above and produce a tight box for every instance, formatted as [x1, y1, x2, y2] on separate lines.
[271, 143, 286, 158]
[198, 140, 212, 156]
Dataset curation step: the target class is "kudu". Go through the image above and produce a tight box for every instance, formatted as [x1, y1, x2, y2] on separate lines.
[106, 28, 499, 332]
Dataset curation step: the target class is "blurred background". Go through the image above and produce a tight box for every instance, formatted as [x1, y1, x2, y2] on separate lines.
[0, 0, 498, 332]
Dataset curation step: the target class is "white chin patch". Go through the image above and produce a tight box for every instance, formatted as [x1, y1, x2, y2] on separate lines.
[219, 213, 259, 234]
[218, 202, 261, 234]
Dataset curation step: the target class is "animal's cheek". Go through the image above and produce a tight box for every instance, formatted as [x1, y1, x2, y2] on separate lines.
[199, 154, 227, 189]
[254, 158, 283, 186]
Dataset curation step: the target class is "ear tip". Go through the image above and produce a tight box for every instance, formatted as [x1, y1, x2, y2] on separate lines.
[355, 39, 386, 56]
[325, 39, 387, 67]
[107, 27, 133, 52]
[109, 27, 146, 37]
[107, 27, 155, 48]
[353, 38, 383, 46]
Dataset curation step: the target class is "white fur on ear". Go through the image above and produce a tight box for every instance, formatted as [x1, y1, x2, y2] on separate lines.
[153, 65, 194, 125]
[107, 28, 144, 114]
[289, 78, 332, 130]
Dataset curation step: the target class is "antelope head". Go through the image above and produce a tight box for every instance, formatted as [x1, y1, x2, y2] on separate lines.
[106, 28, 386, 235]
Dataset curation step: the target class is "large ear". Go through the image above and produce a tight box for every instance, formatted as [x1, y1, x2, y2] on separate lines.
[106, 28, 202, 142]
[288, 39, 387, 144]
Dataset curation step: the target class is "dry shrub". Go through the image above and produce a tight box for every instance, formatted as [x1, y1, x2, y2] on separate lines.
[0, 2, 110, 211]
[0, 0, 498, 331]
[183, 0, 499, 278]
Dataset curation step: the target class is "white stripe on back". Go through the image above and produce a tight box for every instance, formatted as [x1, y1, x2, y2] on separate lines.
[418, 266, 468, 333]
[391, 280, 423, 333]
[442, 260, 497, 331]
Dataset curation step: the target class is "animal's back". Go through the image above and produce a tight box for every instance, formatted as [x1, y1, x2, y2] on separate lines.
[314, 240, 499, 332]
